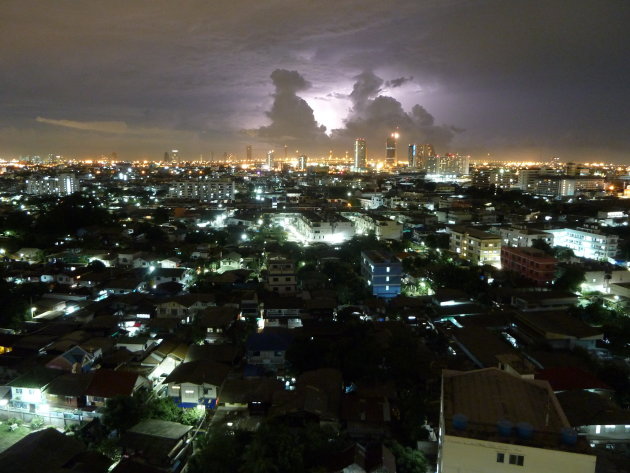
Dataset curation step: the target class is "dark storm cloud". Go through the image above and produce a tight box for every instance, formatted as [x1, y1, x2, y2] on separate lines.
[0, 0, 628, 160]
[386, 77, 413, 88]
[250, 69, 328, 146]
[333, 71, 459, 151]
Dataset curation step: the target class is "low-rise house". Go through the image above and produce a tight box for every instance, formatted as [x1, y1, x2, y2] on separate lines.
[263, 296, 304, 329]
[46, 345, 101, 373]
[513, 310, 603, 350]
[7, 366, 61, 412]
[154, 294, 216, 323]
[245, 330, 293, 372]
[121, 419, 193, 472]
[149, 267, 193, 288]
[511, 291, 578, 312]
[164, 359, 231, 408]
[85, 369, 150, 408]
[195, 306, 238, 342]
[44, 372, 94, 410]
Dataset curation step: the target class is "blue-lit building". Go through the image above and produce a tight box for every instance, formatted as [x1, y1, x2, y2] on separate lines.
[361, 250, 402, 298]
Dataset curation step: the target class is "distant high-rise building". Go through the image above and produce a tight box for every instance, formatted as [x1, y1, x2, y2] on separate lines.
[26, 173, 79, 196]
[284, 145, 288, 159]
[164, 151, 170, 161]
[298, 155, 308, 171]
[246, 145, 252, 161]
[354, 138, 367, 170]
[171, 149, 179, 163]
[386, 132, 398, 166]
[267, 150, 275, 169]
[408, 144, 418, 167]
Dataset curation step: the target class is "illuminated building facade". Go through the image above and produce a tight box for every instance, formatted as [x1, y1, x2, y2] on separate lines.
[354, 138, 367, 170]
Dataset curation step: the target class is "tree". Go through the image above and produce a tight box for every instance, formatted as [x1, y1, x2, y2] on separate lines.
[554, 264, 585, 292]
[241, 421, 305, 473]
[187, 427, 249, 473]
[531, 238, 553, 254]
[389, 441, 428, 473]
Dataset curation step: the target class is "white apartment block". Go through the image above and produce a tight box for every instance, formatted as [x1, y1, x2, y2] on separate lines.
[500, 227, 553, 248]
[168, 178, 235, 201]
[291, 212, 355, 244]
[25, 173, 79, 196]
[448, 226, 502, 267]
[546, 228, 618, 261]
[346, 213, 403, 240]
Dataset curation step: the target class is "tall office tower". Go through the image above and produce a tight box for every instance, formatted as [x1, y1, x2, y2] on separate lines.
[163, 151, 170, 161]
[171, 149, 179, 163]
[246, 145, 252, 161]
[298, 155, 308, 171]
[284, 145, 288, 159]
[354, 138, 367, 170]
[408, 144, 418, 167]
[386, 132, 398, 166]
[266, 150, 275, 169]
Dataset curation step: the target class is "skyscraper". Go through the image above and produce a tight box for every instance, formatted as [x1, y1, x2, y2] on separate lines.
[386, 132, 399, 166]
[408, 144, 418, 167]
[246, 145, 252, 161]
[298, 154, 308, 171]
[354, 138, 367, 170]
[267, 150, 275, 169]
[171, 149, 179, 163]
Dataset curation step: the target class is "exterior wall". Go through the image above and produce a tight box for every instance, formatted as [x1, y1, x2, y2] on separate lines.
[579, 424, 630, 444]
[293, 213, 355, 244]
[168, 179, 235, 201]
[439, 435, 596, 473]
[247, 349, 286, 367]
[449, 229, 501, 267]
[11, 387, 43, 405]
[361, 252, 402, 298]
[501, 247, 557, 286]
[547, 228, 618, 261]
[500, 228, 553, 248]
[266, 260, 297, 294]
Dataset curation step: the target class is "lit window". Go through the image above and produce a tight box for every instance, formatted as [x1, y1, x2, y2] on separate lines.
[386, 266, 390, 273]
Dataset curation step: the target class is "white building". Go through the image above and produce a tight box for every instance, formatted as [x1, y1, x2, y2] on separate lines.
[346, 212, 403, 240]
[168, 178, 235, 202]
[546, 227, 618, 261]
[500, 227, 554, 248]
[439, 368, 596, 473]
[291, 212, 355, 244]
[26, 173, 79, 196]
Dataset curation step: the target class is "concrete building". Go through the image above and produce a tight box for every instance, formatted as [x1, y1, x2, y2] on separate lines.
[346, 212, 403, 240]
[354, 138, 367, 170]
[361, 250, 402, 298]
[448, 226, 502, 267]
[265, 257, 297, 294]
[546, 227, 618, 261]
[500, 227, 553, 248]
[501, 247, 557, 286]
[439, 368, 596, 473]
[25, 173, 79, 196]
[291, 211, 355, 244]
[168, 178, 235, 202]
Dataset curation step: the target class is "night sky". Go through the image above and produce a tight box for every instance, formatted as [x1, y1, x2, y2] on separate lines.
[1, 0, 629, 162]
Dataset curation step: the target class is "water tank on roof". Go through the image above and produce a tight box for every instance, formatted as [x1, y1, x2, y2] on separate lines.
[452, 413, 468, 430]
[561, 428, 578, 446]
[516, 422, 534, 439]
[497, 419, 513, 437]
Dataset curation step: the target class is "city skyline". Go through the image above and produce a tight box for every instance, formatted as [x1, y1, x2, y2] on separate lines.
[1, 1, 629, 162]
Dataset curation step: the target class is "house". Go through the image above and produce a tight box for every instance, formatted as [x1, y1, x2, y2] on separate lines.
[121, 419, 192, 472]
[45, 345, 101, 373]
[44, 372, 94, 410]
[511, 291, 578, 312]
[513, 310, 603, 349]
[154, 294, 216, 323]
[164, 359, 231, 408]
[140, 340, 188, 381]
[0, 427, 110, 473]
[218, 377, 284, 414]
[85, 369, 150, 408]
[195, 306, 239, 342]
[263, 295, 304, 329]
[265, 257, 298, 294]
[149, 268, 193, 288]
[439, 368, 596, 473]
[245, 330, 293, 372]
[7, 366, 61, 413]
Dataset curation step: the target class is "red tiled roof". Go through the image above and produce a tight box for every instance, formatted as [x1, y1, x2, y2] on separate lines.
[86, 369, 139, 398]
